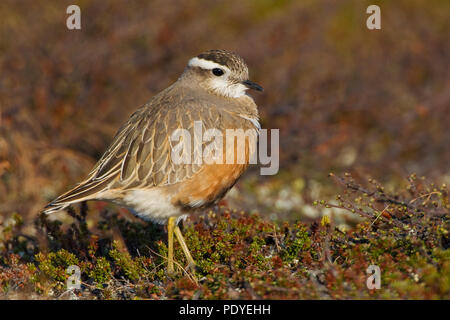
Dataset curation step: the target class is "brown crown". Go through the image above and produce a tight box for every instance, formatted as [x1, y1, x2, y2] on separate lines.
[197, 49, 248, 75]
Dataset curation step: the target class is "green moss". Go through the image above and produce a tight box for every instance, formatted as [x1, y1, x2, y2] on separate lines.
[109, 242, 147, 282]
[1, 174, 449, 299]
[89, 257, 112, 287]
[281, 224, 311, 262]
[36, 249, 80, 283]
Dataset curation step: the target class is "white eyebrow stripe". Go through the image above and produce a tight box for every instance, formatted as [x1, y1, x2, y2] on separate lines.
[188, 57, 230, 73]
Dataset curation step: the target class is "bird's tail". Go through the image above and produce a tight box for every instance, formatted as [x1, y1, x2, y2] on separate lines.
[41, 176, 114, 215]
[42, 201, 73, 215]
[41, 189, 94, 215]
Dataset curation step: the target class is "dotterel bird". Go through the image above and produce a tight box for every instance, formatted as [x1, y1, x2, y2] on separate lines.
[43, 49, 263, 273]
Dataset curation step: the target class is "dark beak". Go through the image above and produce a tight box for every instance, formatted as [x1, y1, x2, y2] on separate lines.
[242, 80, 264, 92]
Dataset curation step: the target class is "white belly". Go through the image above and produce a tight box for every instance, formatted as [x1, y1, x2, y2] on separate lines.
[122, 189, 182, 224]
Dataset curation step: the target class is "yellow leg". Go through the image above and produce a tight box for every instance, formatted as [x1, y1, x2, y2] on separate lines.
[167, 216, 175, 274]
[174, 226, 196, 269]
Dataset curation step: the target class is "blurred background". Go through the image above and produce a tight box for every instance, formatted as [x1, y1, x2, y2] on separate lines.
[0, 0, 449, 228]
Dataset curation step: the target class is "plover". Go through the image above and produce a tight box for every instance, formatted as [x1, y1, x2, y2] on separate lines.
[43, 49, 263, 273]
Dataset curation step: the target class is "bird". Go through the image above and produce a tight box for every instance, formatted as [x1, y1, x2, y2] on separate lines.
[42, 49, 263, 274]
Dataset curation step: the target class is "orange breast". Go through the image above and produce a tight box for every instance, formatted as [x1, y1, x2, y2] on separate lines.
[169, 127, 257, 209]
[172, 162, 249, 208]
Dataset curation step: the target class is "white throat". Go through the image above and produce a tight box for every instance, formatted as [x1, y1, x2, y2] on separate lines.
[209, 79, 248, 98]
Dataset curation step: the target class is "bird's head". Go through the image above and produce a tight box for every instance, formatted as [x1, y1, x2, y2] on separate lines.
[182, 49, 263, 98]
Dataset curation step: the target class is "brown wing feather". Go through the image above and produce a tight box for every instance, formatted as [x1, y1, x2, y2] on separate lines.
[43, 86, 233, 213]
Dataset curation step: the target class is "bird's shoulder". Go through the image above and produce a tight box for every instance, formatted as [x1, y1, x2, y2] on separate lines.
[141, 82, 257, 130]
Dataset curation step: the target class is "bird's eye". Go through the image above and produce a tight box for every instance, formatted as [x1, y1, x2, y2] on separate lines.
[212, 68, 224, 76]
